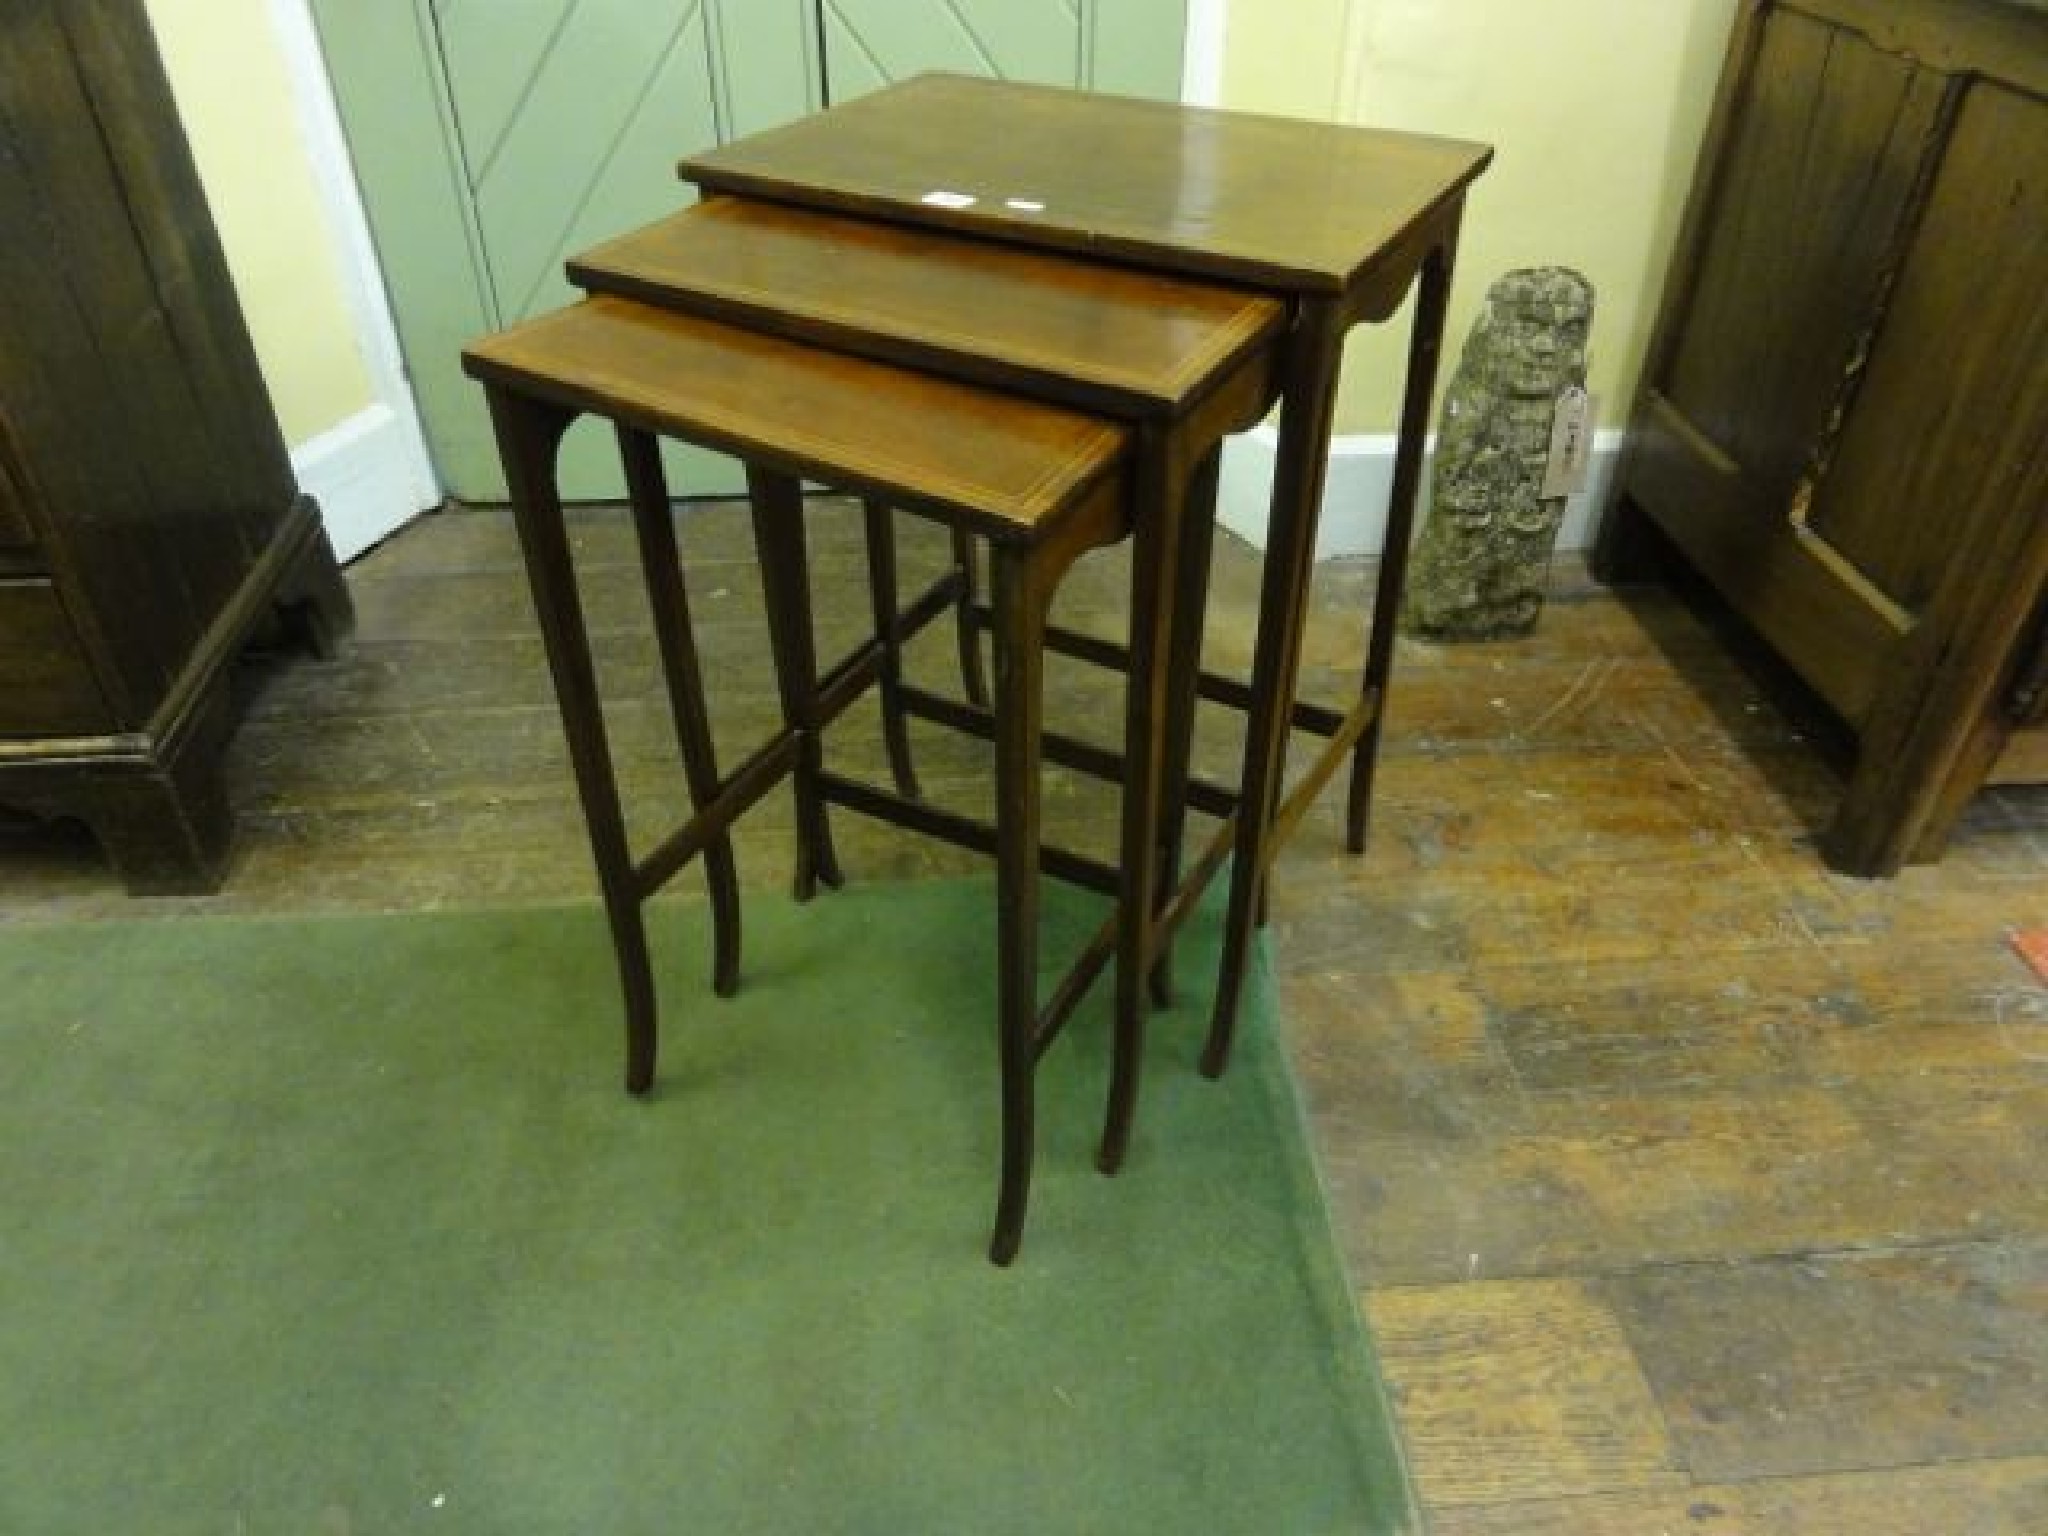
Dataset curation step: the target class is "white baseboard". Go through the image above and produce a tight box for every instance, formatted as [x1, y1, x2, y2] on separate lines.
[1217, 426, 1627, 559]
[290, 403, 441, 563]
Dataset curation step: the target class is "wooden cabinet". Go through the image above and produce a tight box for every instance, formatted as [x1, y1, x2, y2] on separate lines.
[0, 0, 351, 894]
[1600, 0, 2048, 875]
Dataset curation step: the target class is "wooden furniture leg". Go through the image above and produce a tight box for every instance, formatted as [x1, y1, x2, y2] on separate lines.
[1203, 297, 1347, 1078]
[271, 517, 357, 662]
[950, 526, 992, 708]
[988, 544, 1048, 1266]
[1345, 241, 1457, 851]
[1099, 425, 1186, 1174]
[82, 687, 237, 896]
[488, 386, 659, 1094]
[860, 498, 923, 800]
[618, 424, 743, 997]
[1147, 443, 1223, 1009]
[747, 466, 845, 903]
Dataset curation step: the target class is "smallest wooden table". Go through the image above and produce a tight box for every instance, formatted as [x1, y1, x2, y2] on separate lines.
[467, 256, 1277, 1260]
[467, 297, 1136, 1262]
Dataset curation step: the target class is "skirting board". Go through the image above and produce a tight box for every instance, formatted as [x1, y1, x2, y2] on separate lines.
[1217, 426, 1626, 559]
[289, 403, 440, 563]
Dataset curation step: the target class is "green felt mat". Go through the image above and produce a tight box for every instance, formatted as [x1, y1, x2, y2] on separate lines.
[0, 878, 1413, 1534]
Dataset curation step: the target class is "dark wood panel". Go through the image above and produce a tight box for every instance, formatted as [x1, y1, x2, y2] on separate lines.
[0, 411, 37, 551]
[59, 0, 296, 532]
[1626, 393, 1905, 725]
[1662, 7, 1944, 508]
[1792, 0, 2048, 95]
[1809, 82, 2048, 612]
[0, 87, 175, 719]
[1817, 80, 2048, 869]
[0, 0, 301, 717]
[0, 580, 112, 737]
[1608, 0, 2048, 870]
[0, 0, 350, 893]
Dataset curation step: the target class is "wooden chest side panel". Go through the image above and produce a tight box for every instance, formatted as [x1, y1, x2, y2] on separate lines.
[1805, 81, 2048, 615]
[1661, 9, 1944, 511]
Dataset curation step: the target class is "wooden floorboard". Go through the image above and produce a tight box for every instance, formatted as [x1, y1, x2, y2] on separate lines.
[4, 497, 2047, 1531]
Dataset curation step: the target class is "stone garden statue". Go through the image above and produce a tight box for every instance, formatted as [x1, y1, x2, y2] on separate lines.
[1401, 267, 1594, 641]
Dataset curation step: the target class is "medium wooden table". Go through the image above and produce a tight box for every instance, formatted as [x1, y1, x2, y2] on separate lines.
[681, 74, 1492, 1072]
[480, 214, 1285, 1260]
[570, 196, 1284, 1186]
[467, 297, 1142, 1264]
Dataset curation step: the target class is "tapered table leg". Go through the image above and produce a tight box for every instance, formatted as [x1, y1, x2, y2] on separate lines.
[619, 425, 744, 997]
[861, 498, 924, 800]
[1100, 429, 1185, 1174]
[988, 547, 1048, 1266]
[488, 387, 659, 1093]
[1202, 298, 1347, 1079]
[747, 468, 845, 902]
[1346, 239, 1457, 851]
[950, 527, 992, 708]
[1147, 443, 1222, 1010]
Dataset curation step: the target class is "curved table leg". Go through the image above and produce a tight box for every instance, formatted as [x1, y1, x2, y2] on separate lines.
[1100, 428, 1189, 1174]
[861, 499, 924, 800]
[988, 545, 1047, 1266]
[748, 468, 845, 901]
[951, 526, 992, 708]
[619, 426, 744, 997]
[1147, 443, 1222, 1010]
[1202, 297, 1347, 1079]
[490, 387, 659, 1094]
[1346, 242, 1457, 852]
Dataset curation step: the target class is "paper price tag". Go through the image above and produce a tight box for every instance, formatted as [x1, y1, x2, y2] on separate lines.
[1541, 386, 1596, 500]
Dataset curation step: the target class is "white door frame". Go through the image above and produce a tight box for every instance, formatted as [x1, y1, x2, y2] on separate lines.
[1181, 0, 1226, 104]
[265, 0, 440, 561]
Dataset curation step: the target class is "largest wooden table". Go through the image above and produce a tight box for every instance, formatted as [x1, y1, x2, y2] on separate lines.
[684, 75, 1492, 1072]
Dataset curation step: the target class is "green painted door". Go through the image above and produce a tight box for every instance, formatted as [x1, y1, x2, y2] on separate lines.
[314, 0, 1183, 503]
[821, 0, 1187, 102]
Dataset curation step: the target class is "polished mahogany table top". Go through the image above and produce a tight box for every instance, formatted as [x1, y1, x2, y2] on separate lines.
[681, 73, 1493, 296]
[467, 295, 1127, 544]
[569, 195, 1284, 421]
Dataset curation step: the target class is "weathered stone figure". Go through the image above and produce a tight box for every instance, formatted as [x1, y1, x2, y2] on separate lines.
[1401, 267, 1594, 640]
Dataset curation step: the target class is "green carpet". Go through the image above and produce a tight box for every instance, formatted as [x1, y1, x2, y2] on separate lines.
[0, 878, 1413, 1534]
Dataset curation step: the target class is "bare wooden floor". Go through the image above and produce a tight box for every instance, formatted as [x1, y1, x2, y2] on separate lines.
[6, 500, 2046, 1531]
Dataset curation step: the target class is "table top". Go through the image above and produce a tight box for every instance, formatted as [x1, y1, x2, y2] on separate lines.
[568, 196, 1284, 420]
[464, 297, 1125, 542]
[682, 73, 1492, 297]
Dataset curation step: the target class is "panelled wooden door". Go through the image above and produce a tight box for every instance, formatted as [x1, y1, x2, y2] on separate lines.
[314, 0, 1186, 503]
